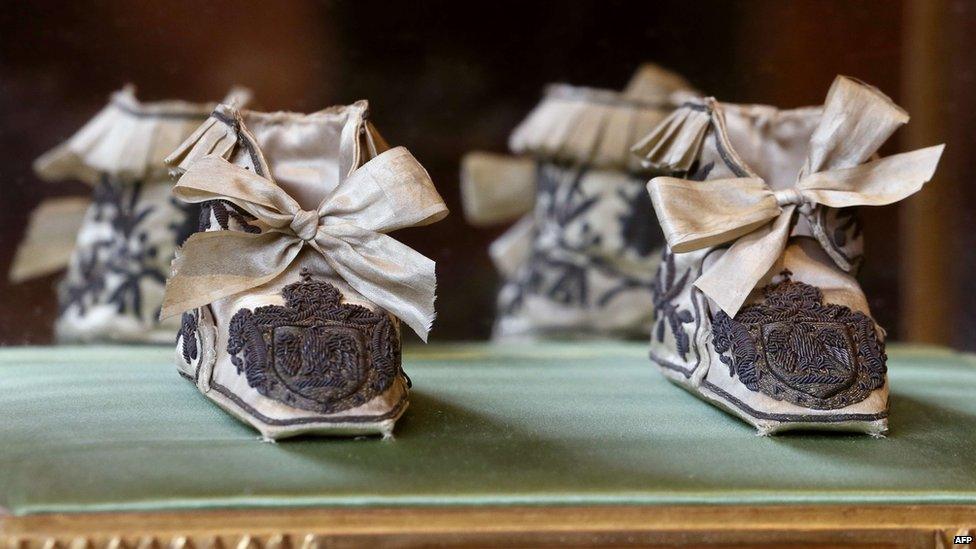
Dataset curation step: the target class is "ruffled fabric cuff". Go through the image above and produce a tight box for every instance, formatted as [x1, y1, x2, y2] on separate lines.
[163, 104, 241, 175]
[34, 85, 241, 185]
[508, 64, 695, 173]
[630, 101, 712, 174]
[508, 87, 678, 173]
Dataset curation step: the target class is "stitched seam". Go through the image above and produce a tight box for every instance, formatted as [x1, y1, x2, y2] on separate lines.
[701, 379, 887, 423]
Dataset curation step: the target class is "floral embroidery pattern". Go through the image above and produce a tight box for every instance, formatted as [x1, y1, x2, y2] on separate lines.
[58, 247, 104, 316]
[815, 206, 864, 271]
[616, 182, 658, 258]
[178, 310, 199, 364]
[59, 176, 167, 321]
[498, 162, 660, 320]
[199, 200, 260, 233]
[651, 249, 694, 359]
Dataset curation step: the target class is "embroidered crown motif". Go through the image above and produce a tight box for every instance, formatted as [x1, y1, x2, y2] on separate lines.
[710, 274, 886, 410]
[227, 270, 401, 414]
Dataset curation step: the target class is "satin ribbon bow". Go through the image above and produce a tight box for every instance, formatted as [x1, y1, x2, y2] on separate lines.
[647, 144, 944, 317]
[159, 146, 448, 340]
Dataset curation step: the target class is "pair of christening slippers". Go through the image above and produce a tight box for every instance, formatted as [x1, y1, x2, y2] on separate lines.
[14, 69, 942, 439]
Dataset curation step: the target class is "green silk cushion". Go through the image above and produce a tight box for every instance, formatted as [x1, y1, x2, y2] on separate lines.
[0, 343, 974, 515]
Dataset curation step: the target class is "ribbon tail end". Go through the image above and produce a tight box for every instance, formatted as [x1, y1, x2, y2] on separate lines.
[158, 300, 180, 322]
[158, 286, 198, 322]
[694, 277, 748, 319]
[403, 312, 434, 343]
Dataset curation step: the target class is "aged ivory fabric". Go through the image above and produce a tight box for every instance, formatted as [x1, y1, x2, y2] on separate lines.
[10, 86, 249, 343]
[634, 76, 944, 435]
[461, 64, 697, 340]
[163, 101, 447, 439]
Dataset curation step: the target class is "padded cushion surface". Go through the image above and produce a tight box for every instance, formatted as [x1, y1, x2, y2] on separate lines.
[0, 343, 974, 515]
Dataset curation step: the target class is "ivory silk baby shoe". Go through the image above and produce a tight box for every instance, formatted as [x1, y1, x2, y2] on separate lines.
[10, 85, 250, 343]
[633, 75, 944, 435]
[161, 101, 448, 439]
[460, 64, 697, 340]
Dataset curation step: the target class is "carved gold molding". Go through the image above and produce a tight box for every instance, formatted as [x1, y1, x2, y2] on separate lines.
[2, 505, 974, 548]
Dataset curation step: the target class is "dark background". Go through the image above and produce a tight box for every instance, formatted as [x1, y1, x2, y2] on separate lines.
[1, 0, 972, 349]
